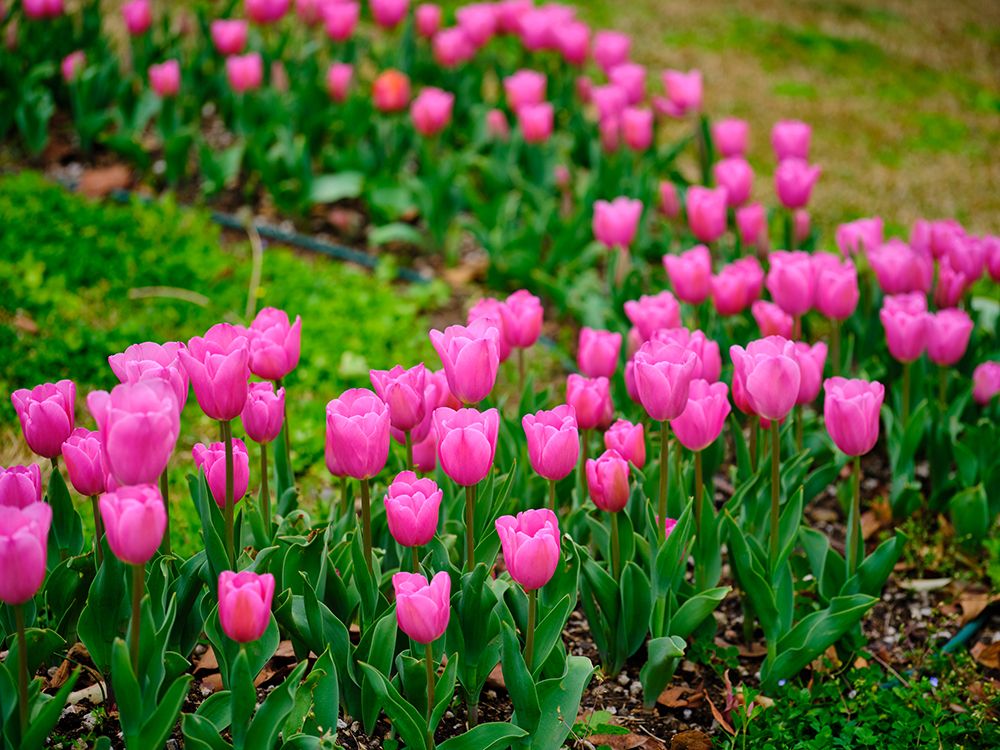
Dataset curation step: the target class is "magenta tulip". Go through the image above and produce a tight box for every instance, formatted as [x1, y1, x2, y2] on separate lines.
[867, 239, 933, 295]
[370, 364, 427, 435]
[179, 323, 250, 421]
[467, 297, 511, 362]
[430, 318, 500, 405]
[23, 0, 63, 19]
[624, 291, 681, 341]
[793, 342, 828, 404]
[609, 62, 646, 105]
[686, 185, 728, 244]
[11, 379, 75, 459]
[652, 328, 722, 383]
[730, 337, 801, 421]
[500, 290, 543, 349]
[813, 254, 859, 321]
[593, 197, 642, 250]
[927, 309, 973, 367]
[325, 389, 390, 480]
[246, 0, 289, 24]
[149, 60, 180, 97]
[633, 340, 698, 422]
[324, 1, 359, 41]
[771, 120, 811, 161]
[241, 382, 285, 444]
[712, 256, 764, 315]
[504, 69, 546, 111]
[226, 53, 264, 92]
[659, 180, 681, 219]
[671, 380, 731, 452]
[713, 157, 753, 207]
[61, 429, 105, 497]
[433, 407, 499, 486]
[577, 327, 622, 379]
[415, 3, 441, 37]
[211, 20, 248, 55]
[61, 51, 85, 82]
[384, 471, 442, 547]
[751, 300, 793, 338]
[0, 465, 42, 509]
[823, 378, 884, 456]
[109, 340, 188, 412]
[565, 374, 613, 431]
[592, 30, 630, 73]
[99, 485, 165, 565]
[486, 108, 509, 139]
[411, 87, 454, 136]
[621, 107, 653, 151]
[712, 118, 749, 157]
[247, 307, 301, 381]
[218, 571, 275, 643]
[193, 439, 250, 509]
[659, 69, 702, 117]
[433, 27, 473, 67]
[522, 405, 579, 482]
[371, 0, 409, 29]
[736, 202, 767, 248]
[326, 62, 353, 101]
[880, 304, 930, 363]
[496, 509, 561, 590]
[604, 419, 645, 469]
[766, 250, 815, 317]
[663, 244, 712, 305]
[972, 362, 1000, 406]
[591, 83, 628, 122]
[0, 502, 51, 605]
[934, 256, 971, 309]
[774, 158, 820, 209]
[836, 217, 883, 257]
[555, 21, 590, 66]
[586, 449, 630, 513]
[122, 0, 152, 35]
[393, 571, 451, 644]
[518, 102, 553, 143]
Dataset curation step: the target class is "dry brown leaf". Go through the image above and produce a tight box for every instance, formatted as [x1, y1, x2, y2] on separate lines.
[959, 591, 1000, 625]
[656, 685, 704, 708]
[736, 642, 768, 658]
[486, 661, 505, 689]
[670, 729, 714, 749]
[589, 733, 665, 750]
[705, 693, 735, 736]
[79, 165, 131, 198]
[13, 313, 38, 335]
[194, 647, 218, 673]
[971, 642, 1000, 670]
[274, 640, 296, 659]
[201, 673, 223, 693]
[441, 259, 488, 287]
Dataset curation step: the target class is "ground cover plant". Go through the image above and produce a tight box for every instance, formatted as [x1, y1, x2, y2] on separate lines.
[1, 1, 999, 748]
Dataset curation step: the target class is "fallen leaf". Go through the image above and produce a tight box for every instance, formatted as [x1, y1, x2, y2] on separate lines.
[274, 640, 296, 659]
[670, 729, 713, 749]
[67, 682, 107, 706]
[79, 165, 131, 198]
[194, 647, 218, 673]
[13, 313, 39, 335]
[736, 642, 768, 658]
[441, 260, 488, 287]
[958, 591, 1000, 626]
[590, 733, 665, 750]
[486, 661, 504, 689]
[201, 673, 223, 693]
[860, 511, 882, 540]
[656, 685, 704, 708]
[899, 578, 952, 592]
[971, 642, 1000, 670]
[705, 693, 735, 736]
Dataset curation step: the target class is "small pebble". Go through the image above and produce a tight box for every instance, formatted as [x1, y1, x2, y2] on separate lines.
[617, 673, 630, 686]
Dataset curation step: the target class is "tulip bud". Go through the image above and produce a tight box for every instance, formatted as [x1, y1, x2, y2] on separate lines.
[518, 102, 554, 143]
[522, 405, 579, 482]
[122, 0, 152, 36]
[415, 3, 441, 37]
[384, 471, 442, 547]
[495, 508, 561, 590]
[592, 30, 630, 73]
[99, 485, 165, 565]
[729, 337, 801, 421]
[429, 318, 500, 405]
[771, 120, 811, 161]
[879, 303, 930, 363]
[433, 407, 499, 486]
[324, 1, 359, 41]
[686, 185, 728, 244]
[248, 307, 301, 381]
[813, 254, 859, 321]
[211, 19, 248, 55]
[0, 465, 42, 509]
[663, 244, 712, 305]
[604, 419, 645, 469]
[624, 291, 681, 341]
[713, 158, 753, 207]
[593, 197, 642, 250]
[671, 380, 731, 452]
[373, 69, 411, 113]
[411, 87, 454, 136]
[371, 0, 410, 29]
[586, 449, 631, 513]
[325, 389, 390, 480]
[712, 118, 749, 158]
[218, 571, 275, 642]
[766, 250, 815, 316]
[179, 323, 251, 421]
[246, 0, 289, 24]
[823, 378, 884, 456]
[927, 309, 973, 367]
[326, 62, 353, 102]
[149, 59, 180, 97]
[565, 374, 613, 431]
[504, 69, 546, 111]
[774, 158, 821, 210]
[11, 379, 75, 459]
[972, 362, 1000, 406]
[577, 327, 622, 379]
[370, 364, 427, 435]
[500, 290, 543, 349]
[393, 571, 451, 643]
[61, 428, 106, 497]
[0, 502, 51, 605]
[193, 439, 251, 509]
[633, 340, 698, 422]
[226, 53, 264, 93]
[240, 382, 285, 444]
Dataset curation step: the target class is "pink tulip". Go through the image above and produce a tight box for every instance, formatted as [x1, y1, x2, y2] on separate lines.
[712, 257, 764, 316]
[393, 571, 450, 643]
[61, 51, 85, 82]
[577, 327, 622, 379]
[211, 20, 248, 55]
[415, 3, 441, 37]
[412, 431, 437, 472]
[248, 307, 301, 381]
[149, 59, 180, 97]
[927, 309, 973, 366]
[624, 359, 640, 405]
[11, 380, 75, 459]
[604, 419, 645, 469]
[325, 389, 390, 480]
[972, 362, 1000, 406]
[934, 256, 971, 309]
[592, 30, 629, 73]
[730, 337, 801, 421]
[591, 84, 628, 122]
[823, 378, 884, 455]
[433, 407, 499, 486]
[813, 254, 859, 320]
[370, 364, 427, 435]
[373, 69, 411, 112]
[624, 291, 681, 341]
[433, 27, 473, 67]
[621, 107, 653, 151]
[671, 379, 731, 452]
[766, 250, 815, 316]
[467, 298, 511, 362]
[663, 244, 712, 305]
[585, 449, 630, 513]
[504, 69, 546, 111]
[609, 63, 646, 105]
[500, 290, 543, 349]
[659, 181, 681, 219]
[660, 69, 702, 117]
[712, 118, 749, 157]
[109, 341, 189, 412]
[371, 0, 409, 29]
[867, 239, 933, 295]
[411, 87, 454, 136]
[522, 405, 579, 482]
[686, 185, 728, 244]
[61, 429, 105, 497]
[751, 300, 793, 338]
[713, 158, 752, 207]
[23, 0, 63, 20]
[246, 0, 290, 24]
[179, 323, 251, 421]
[193, 439, 250, 508]
[324, 1, 359, 41]
[736, 202, 767, 248]
[633, 340, 699, 422]
[879, 303, 930, 363]
[652, 327, 722, 382]
[517, 102, 553, 143]
[226, 52, 264, 92]
[384, 471, 442, 547]
[771, 120, 810, 161]
[86, 380, 179, 486]
[984, 235, 1000, 282]
[793, 342, 828, 404]
[326, 62, 353, 102]
[774, 158, 820, 209]
[218, 571, 275, 642]
[0, 502, 51, 605]
[295, 0, 330, 25]
[555, 21, 589, 66]
[486, 108, 509, 139]
[240, 382, 285, 444]
[99, 485, 165, 565]
[835, 217, 883, 257]
[883, 292, 927, 315]
[122, 0, 152, 35]
[430, 318, 500, 405]
[496, 509, 561, 590]
[0, 465, 42, 509]
[565, 375, 612, 431]
[402, 368, 457, 445]
[454, 0, 501, 46]
[599, 116, 621, 154]
[593, 197, 642, 250]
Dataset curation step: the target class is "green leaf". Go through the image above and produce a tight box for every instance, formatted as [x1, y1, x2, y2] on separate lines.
[360, 610, 398, 733]
[5, 628, 64, 681]
[431, 652, 459, 730]
[948, 485, 990, 546]
[231, 648, 256, 750]
[799, 526, 845, 604]
[531, 656, 594, 750]
[619, 562, 652, 660]
[138, 674, 192, 750]
[529, 594, 572, 678]
[245, 661, 310, 750]
[195, 690, 232, 732]
[46, 465, 84, 558]
[20, 669, 80, 750]
[638, 636, 686, 708]
[369, 222, 427, 249]
[436, 722, 528, 750]
[500, 622, 539, 730]
[668, 588, 730, 640]
[723, 514, 780, 643]
[309, 172, 363, 204]
[110, 638, 143, 738]
[183, 713, 234, 750]
[358, 663, 428, 750]
[845, 531, 907, 598]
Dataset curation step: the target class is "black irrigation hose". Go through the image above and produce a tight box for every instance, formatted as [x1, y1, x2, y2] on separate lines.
[879, 612, 991, 689]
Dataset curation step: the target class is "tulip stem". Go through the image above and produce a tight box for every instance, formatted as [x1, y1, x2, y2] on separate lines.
[769, 423, 780, 563]
[902, 362, 911, 428]
[517, 348, 526, 396]
[465, 484, 476, 572]
[260, 442, 271, 533]
[525, 588, 537, 671]
[847, 455, 862, 575]
[749, 420, 758, 470]
[578, 429, 590, 502]
[360, 478, 373, 572]
[14, 604, 28, 736]
[90, 494, 103, 568]
[412, 546, 420, 573]
[938, 367, 948, 413]
[278, 378, 293, 482]
[340, 476, 349, 516]
[405, 431, 414, 472]
[549, 479, 557, 513]
[610, 511, 621, 582]
[159, 469, 171, 556]
[694, 451, 703, 530]
[221, 420, 235, 569]
[130, 563, 143, 675]
[425, 645, 436, 749]
[784, 209, 794, 252]
[793, 314, 802, 341]
[795, 406, 804, 454]
[658, 421, 669, 540]
[832, 320, 841, 376]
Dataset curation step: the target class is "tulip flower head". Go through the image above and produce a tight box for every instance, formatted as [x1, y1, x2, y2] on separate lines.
[324, 1, 359, 41]
[621, 107, 654, 151]
[415, 3, 441, 37]
[879, 302, 931, 363]
[729, 337, 801, 421]
[823, 378, 884, 455]
[226, 52, 264, 93]
[430, 318, 501, 405]
[11, 379, 75, 459]
[813, 253, 859, 321]
[771, 120, 811, 161]
[712, 256, 764, 315]
[211, 20, 249, 54]
[663, 244, 713, 305]
[467, 297, 511, 362]
[766, 250, 815, 317]
[736, 203, 768, 248]
[518, 102, 554, 143]
[577, 327, 622, 379]
[122, 0, 152, 36]
[633, 340, 699, 422]
[660, 69, 702, 117]
[246, 0, 290, 24]
[496, 508, 561, 590]
[0, 465, 42, 509]
[433, 407, 499, 486]
[0, 502, 51, 605]
[500, 290, 544, 349]
[99, 484, 166, 565]
[751, 300, 793, 339]
[793, 341, 828, 405]
[565, 374, 613, 431]
[972, 362, 1000, 406]
[393, 571, 451, 643]
[384, 471, 442, 547]
[218, 570, 275, 642]
[712, 118, 749, 157]
[371, 0, 410, 30]
[325, 389, 391, 480]
[326, 62, 353, 102]
[586, 449, 631, 513]
[593, 197, 642, 251]
[522, 405, 579, 482]
[61, 51, 85, 82]
[179, 323, 251, 421]
[149, 59, 180, 97]
[927, 309, 974, 367]
[686, 185, 728, 244]
[713, 158, 753, 207]
[671, 379, 731, 452]
[604, 419, 645, 469]
[659, 180, 681, 219]
[373, 69, 411, 112]
[652, 327, 722, 383]
[109, 340, 188, 412]
[836, 217, 883, 257]
[592, 30, 630, 73]
[193, 439, 251, 509]
[624, 291, 681, 341]
[774, 158, 821, 209]
[609, 62, 646, 105]
[504, 69, 546, 111]
[240, 382, 285, 444]
[61, 429, 106, 497]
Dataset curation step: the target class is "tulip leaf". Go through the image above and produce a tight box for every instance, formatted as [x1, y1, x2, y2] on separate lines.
[948, 485, 990, 546]
[530, 594, 573, 679]
[500, 621, 540, 729]
[195, 690, 232, 732]
[230, 648, 255, 750]
[799, 526, 845, 604]
[19, 668, 80, 750]
[183, 713, 234, 750]
[4, 628, 64, 682]
[110, 638, 142, 737]
[774, 486, 804, 574]
[653, 506, 693, 597]
[245, 660, 309, 750]
[309, 172, 364, 205]
[360, 610, 398, 733]
[189, 472, 229, 582]
[205, 607, 280, 690]
[431, 652, 459, 730]
[531, 655, 595, 750]
[137, 673, 193, 750]
[435, 722, 528, 750]
[619, 562, 653, 661]
[45, 465, 84, 558]
[724, 513, 780, 643]
[843, 531, 907, 598]
[668, 587, 730, 640]
[639, 635, 687, 708]
[358, 662, 429, 750]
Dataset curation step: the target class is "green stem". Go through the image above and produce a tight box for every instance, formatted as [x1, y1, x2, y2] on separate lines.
[465, 484, 476, 572]
[548, 479, 556, 513]
[15, 604, 27, 736]
[260, 442, 271, 532]
[412, 546, 420, 573]
[694, 450, 703, 530]
[517, 347, 525, 396]
[340, 475, 349, 516]
[90, 494, 103, 568]
[848, 455, 862, 575]
[770, 423, 780, 562]
[525, 588, 537, 670]
[130, 563, 143, 675]
[795, 405, 804, 454]
[278, 377, 292, 481]
[578, 429, 589, 500]
[360, 478, 373, 572]
[159, 468, 170, 556]
[784, 209, 794, 251]
[221, 420, 235, 569]
[832, 319, 841, 376]
[938, 367, 947, 413]
[902, 361, 911, 428]
[658, 421, 669, 539]
[610, 511, 621, 581]
[467, 698, 479, 728]
[426, 645, 436, 749]
[749, 420, 758, 471]
[405, 430, 414, 472]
